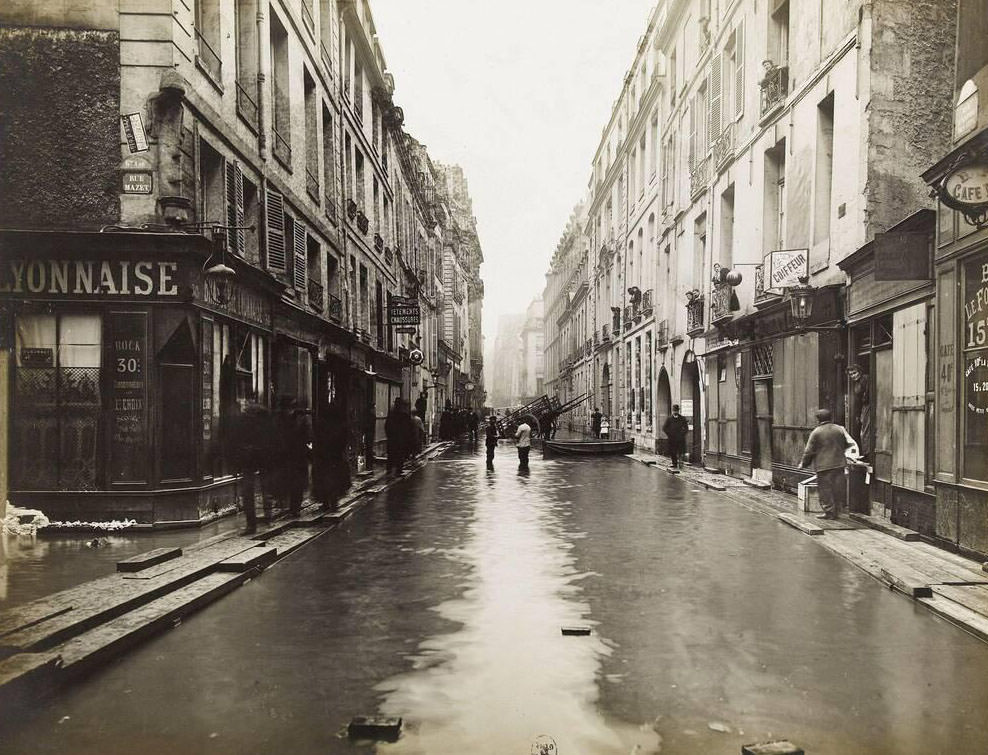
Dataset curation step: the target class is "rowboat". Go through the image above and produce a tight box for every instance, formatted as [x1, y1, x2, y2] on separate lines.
[542, 439, 635, 457]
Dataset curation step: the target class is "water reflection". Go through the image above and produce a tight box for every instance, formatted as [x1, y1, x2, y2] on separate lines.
[376, 451, 659, 754]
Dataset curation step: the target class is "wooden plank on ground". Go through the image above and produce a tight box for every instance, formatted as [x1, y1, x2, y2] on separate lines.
[930, 584, 988, 616]
[217, 546, 278, 572]
[918, 594, 988, 644]
[849, 513, 920, 541]
[777, 512, 824, 535]
[116, 546, 183, 572]
[879, 566, 932, 598]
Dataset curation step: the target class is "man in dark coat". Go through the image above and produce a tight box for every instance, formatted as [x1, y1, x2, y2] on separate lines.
[312, 399, 350, 510]
[385, 398, 414, 474]
[591, 407, 602, 438]
[467, 410, 480, 443]
[229, 399, 273, 533]
[274, 398, 310, 517]
[485, 414, 500, 468]
[662, 404, 690, 472]
[800, 408, 852, 520]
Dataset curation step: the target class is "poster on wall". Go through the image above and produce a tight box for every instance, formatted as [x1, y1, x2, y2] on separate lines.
[108, 311, 148, 483]
[963, 252, 988, 481]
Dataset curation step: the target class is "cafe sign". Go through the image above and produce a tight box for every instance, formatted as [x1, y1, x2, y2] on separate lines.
[944, 163, 988, 208]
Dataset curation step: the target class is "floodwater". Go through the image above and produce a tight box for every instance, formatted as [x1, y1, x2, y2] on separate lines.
[0, 516, 242, 609]
[4, 441, 988, 754]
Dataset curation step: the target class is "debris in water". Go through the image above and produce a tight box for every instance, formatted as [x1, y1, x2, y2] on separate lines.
[58, 716, 70, 724]
[708, 721, 731, 733]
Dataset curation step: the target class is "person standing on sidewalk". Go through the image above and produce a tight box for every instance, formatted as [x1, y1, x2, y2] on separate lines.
[230, 398, 273, 533]
[515, 418, 532, 470]
[485, 414, 499, 468]
[799, 408, 852, 520]
[591, 407, 602, 438]
[663, 405, 689, 472]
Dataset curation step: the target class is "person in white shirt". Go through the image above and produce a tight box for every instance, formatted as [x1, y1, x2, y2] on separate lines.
[515, 420, 532, 469]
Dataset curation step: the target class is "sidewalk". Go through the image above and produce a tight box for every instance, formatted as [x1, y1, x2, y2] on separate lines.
[0, 442, 451, 719]
[628, 446, 988, 644]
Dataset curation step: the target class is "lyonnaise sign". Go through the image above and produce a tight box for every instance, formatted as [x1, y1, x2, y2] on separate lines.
[0, 259, 180, 296]
[765, 249, 809, 291]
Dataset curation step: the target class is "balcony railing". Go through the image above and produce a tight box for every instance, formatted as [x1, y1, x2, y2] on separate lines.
[760, 65, 789, 119]
[585, 339, 592, 357]
[306, 167, 320, 202]
[356, 211, 369, 234]
[710, 281, 735, 324]
[602, 323, 611, 342]
[272, 127, 292, 169]
[307, 278, 324, 312]
[196, 32, 222, 84]
[328, 293, 343, 322]
[713, 121, 735, 172]
[689, 155, 709, 199]
[686, 295, 705, 336]
[236, 80, 258, 132]
[374, 233, 384, 252]
[641, 289, 654, 315]
[346, 199, 357, 220]
[325, 194, 337, 223]
[623, 305, 634, 329]
[754, 263, 783, 305]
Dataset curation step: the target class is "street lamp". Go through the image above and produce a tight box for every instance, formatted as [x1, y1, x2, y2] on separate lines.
[203, 229, 236, 305]
[786, 276, 815, 324]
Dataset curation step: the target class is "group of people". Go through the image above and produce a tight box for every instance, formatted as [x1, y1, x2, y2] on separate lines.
[227, 396, 350, 533]
[384, 397, 428, 475]
[439, 405, 481, 442]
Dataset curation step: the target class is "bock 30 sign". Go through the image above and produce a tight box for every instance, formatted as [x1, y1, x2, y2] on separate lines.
[764, 249, 809, 292]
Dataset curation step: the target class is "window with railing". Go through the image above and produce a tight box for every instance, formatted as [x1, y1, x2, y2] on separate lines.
[270, 15, 291, 168]
[760, 64, 789, 118]
[304, 69, 319, 200]
[235, 0, 258, 130]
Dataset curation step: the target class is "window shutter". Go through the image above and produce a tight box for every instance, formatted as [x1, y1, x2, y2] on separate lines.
[688, 97, 696, 169]
[710, 53, 723, 138]
[293, 218, 307, 292]
[225, 161, 246, 256]
[735, 19, 745, 118]
[265, 188, 286, 273]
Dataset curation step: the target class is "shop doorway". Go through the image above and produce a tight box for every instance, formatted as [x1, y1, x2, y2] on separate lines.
[656, 367, 672, 447]
[680, 358, 702, 463]
[158, 320, 197, 482]
[753, 377, 774, 472]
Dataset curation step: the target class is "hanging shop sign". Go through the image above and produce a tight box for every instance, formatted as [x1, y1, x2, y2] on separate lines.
[0, 259, 182, 298]
[408, 348, 424, 366]
[202, 277, 271, 328]
[764, 249, 809, 292]
[388, 295, 420, 326]
[944, 163, 988, 209]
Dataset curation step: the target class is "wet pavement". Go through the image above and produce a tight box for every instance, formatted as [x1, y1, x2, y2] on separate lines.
[4, 440, 988, 754]
[0, 517, 242, 609]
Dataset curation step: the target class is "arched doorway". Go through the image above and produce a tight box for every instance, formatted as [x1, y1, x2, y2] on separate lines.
[680, 356, 702, 464]
[656, 367, 672, 452]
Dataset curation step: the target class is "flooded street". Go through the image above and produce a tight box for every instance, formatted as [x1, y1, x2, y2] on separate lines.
[5, 442, 988, 754]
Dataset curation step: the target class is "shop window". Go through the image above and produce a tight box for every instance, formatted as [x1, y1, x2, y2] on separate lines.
[158, 320, 197, 482]
[14, 313, 102, 490]
[963, 253, 988, 482]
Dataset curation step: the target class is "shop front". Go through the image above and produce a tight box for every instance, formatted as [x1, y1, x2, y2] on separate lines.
[924, 125, 988, 557]
[708, 286, 845, 491]
[837, 211, 935, 530]
[0, 229, 280, 527]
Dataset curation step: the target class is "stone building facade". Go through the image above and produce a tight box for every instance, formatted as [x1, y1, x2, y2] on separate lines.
[0, 0, 484, 523]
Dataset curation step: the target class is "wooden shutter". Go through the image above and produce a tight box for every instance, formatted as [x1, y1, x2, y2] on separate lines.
[293, 218, 307, 292]
[265, 188, 286, 273]
[735, 19, 745, 118]
[225, 161, 246, 256]
[710, 53, 723, 138]
[688, 96, 696, 168]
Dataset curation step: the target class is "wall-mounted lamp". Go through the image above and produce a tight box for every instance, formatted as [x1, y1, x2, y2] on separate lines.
[786, 275, 815, 323]
[203, 229, 236, 305]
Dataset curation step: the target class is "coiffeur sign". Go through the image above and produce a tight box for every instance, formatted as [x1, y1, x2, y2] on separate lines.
[0, 259, 181, 297]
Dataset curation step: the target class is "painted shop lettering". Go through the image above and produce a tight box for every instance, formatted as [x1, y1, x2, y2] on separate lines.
[0, 260, 179, 296]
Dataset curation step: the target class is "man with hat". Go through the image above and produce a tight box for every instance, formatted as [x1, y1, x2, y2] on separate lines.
[799, 408, 853, 520]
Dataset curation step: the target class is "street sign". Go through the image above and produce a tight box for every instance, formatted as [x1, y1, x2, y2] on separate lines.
[121, 113, 149, 153]
[121, 172, 153, 194]
[389, 295, 420, 326]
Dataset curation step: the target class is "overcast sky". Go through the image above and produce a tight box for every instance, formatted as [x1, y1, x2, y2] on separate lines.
[371, 0, 656, 346]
